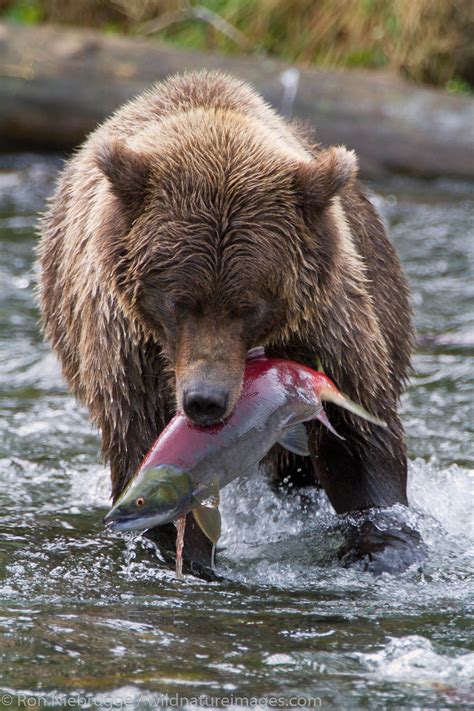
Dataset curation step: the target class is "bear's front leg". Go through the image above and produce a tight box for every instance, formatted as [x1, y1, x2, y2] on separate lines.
[311, 414, 427, 574]
[336, 511, 426, 574]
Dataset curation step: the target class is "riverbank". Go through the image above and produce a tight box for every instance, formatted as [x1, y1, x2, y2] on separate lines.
[1, 23, 473, 179]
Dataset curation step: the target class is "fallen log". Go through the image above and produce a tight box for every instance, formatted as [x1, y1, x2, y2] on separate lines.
[0, 22, 473, 179]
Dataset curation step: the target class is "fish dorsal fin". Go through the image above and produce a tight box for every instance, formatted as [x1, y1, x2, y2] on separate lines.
[278, 423, 310, 456]
[193, 506, 222, 544]
[315, 355, 325, 373]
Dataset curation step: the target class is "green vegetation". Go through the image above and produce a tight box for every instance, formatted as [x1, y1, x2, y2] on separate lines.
[0, 0, 472, 91]
[2, 0, 43, 24]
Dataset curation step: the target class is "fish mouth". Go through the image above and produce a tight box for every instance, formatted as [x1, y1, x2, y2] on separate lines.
[103, 510, 174, 533]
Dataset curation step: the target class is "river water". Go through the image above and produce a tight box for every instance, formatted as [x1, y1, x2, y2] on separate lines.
[0, 154, 472, 709]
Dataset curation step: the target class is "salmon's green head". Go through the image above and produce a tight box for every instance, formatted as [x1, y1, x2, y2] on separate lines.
[103, 465, 193, 533]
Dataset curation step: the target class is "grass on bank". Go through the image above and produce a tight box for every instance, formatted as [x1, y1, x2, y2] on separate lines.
[0, 0, 472, 92]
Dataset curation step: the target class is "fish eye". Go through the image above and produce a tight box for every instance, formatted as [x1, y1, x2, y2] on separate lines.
[135, 496, 145, 507]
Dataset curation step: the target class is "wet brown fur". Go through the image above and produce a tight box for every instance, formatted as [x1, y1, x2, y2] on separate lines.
[38, 72, 414, 555]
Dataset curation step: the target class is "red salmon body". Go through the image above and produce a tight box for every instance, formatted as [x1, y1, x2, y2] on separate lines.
[104, 350, 385, 534]
[139, 355, 324, 477]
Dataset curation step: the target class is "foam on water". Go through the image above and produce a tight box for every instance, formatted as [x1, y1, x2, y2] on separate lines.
[362, 635, 474, 685]
[408, 460, 474, 541]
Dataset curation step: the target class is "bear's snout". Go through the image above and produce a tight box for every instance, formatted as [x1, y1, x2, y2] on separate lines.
[174, 313, 247, 426]
[183, 386, 229, 426]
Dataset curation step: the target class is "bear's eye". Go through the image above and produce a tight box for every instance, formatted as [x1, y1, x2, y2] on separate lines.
[172, 298, 204, 318]
[135, 496, 145, 507]
[229, 300, 265, 320]
[243, 299, 282, 343]
[242, 301, 269, 321]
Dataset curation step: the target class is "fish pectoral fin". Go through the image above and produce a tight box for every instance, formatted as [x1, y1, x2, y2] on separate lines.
[192, 505, 222, 545]
[278, 423, 310, 457]
[192, 477, 222, 544]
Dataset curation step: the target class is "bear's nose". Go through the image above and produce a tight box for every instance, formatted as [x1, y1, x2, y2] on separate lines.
[183, 388, 229, 425]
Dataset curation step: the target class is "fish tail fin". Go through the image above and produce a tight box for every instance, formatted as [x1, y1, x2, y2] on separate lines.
[314, 373, 387, 428]
[319, 383, 387, 428]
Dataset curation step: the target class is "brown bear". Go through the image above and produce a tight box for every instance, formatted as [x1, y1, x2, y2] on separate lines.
[38, 70, 424, 575]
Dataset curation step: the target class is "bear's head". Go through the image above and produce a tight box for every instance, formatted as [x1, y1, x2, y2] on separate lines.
[94, 111, 357, 426]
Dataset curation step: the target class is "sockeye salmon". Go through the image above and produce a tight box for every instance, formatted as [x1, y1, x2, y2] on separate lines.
[104, 349, 386, 555]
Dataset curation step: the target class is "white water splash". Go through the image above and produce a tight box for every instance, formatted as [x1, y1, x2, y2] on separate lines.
[361, 635, 474, 685]
[408, 459, 474, 541]
[69, 464, 110, 508]
[218, 458, 474, 591]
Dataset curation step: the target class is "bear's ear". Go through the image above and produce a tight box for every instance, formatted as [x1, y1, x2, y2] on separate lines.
[95, 140, 151, 216]
[294, 146, 358, 211]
